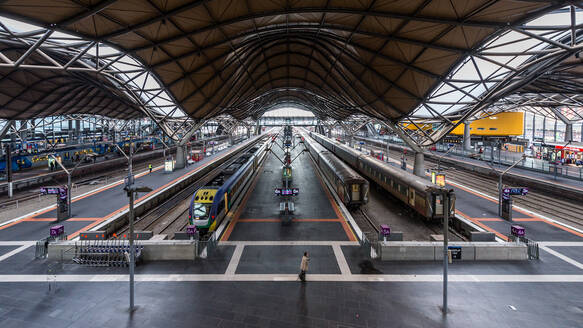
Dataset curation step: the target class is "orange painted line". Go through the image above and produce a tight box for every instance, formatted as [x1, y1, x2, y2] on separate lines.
[22, 218, 57, 222]
[67, 217, 109, 240]
[23, 217, 100, 222]
[538, 219, 583, 238]
[220, 154, 268, 241]
[456, 210, 508, 241]
[238, 218, 341, 222]
[475, 218, 503, 221]
[0, 220, 25, 231]
[64, 145, 251, 240]
[512, 218, 544, 222]
[309, 159, 357, 242]
[449, 181, 583, 238]
[0, 166, 163, 231]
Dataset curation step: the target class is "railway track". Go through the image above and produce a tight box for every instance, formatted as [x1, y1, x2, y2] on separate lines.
[439, 167, 583, 229]
[114, 139, 267, 240]
[115, 155, 242, 240]
[362, 141, 583, 229]
[350, 208, 379, 242]
[0, 154, 166, 209]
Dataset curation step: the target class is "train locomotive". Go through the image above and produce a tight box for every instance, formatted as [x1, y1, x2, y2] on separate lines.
[309, 131, 455, 220]
[301, 132, 368, 208]
[188, 137, 271, 232]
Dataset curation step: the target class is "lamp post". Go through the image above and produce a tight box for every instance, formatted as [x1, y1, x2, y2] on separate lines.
[442, 189, 452, 314]
[122, 141, 152, 311]
[437, 144, 457, 172]
[490, 155, 526, 217]
[49, 153, 87, 219]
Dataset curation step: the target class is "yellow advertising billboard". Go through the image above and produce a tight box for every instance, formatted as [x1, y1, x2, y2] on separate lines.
[450, 112, 524, 136]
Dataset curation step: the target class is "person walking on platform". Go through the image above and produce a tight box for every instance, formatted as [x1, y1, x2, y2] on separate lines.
[298, 251, 310, 282]
[148, 163, 152, 173]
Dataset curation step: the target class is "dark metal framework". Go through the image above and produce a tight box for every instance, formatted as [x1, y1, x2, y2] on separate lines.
[0, 1, 580, 147]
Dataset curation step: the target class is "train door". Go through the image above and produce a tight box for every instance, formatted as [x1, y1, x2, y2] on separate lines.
[351, 184, 360, 202]
[408, 188, 415, 206]
[434, 194, 444, 216]
[337, 181, 345, 203]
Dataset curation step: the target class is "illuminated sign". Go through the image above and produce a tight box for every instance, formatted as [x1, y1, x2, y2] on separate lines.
[435, 174, 446, 187]
[503, 187, 528, 196]
[274, 188, 299, 196]
[554, 145, 583, 152]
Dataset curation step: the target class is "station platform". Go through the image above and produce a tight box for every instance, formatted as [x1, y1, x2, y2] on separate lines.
[376, 147, 583, 243]
[357, 136, 583, 193]
[0, 147, 169, 197]
[221, 142, 355, 243]
[0, 140, 250, 242]
[0, 136, 581, 328]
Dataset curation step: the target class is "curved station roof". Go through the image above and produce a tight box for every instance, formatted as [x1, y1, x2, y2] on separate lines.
[0, 1, 580, 145]
[0, 36, 143, 120]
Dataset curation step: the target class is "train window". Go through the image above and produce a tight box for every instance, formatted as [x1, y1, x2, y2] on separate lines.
[195, 196, 199, 201]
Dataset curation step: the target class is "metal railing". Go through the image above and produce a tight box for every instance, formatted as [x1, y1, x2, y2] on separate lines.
[35, 234, 68, 259]
[196, 233, 218, 258]
[508, 235, 539, 260]
[435, 143, 583, 181]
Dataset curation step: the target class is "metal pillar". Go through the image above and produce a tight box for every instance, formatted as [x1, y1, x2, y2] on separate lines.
[5, 145, 12, 198]
[127, 142, 135, 311]
[565, 123, 573, 142]
[413, 151, 425, 177]
[175, 145, 187, 169]
[463, 121, 471, 151]
[75, 119, 81, 144]
[442, 190, 449, 314]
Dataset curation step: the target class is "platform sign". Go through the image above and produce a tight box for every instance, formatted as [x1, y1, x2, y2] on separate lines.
[448, 246, 462, 260]
[164, 158, 174, 172]
[435, 174, 446, 187]
[431, 171, 436, 184]
[503, 187, 528, 197]
[40, 187, 68, 200]
[511, 225, 525, 237]
[274, 188, 299, 196]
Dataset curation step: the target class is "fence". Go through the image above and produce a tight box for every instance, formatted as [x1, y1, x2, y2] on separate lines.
[359, 233, 380, 260]
[435, 143, 583, 181]
[508, 235, 539, 260]
[196, 233, 218, 258]
[35, 235, 68, 259]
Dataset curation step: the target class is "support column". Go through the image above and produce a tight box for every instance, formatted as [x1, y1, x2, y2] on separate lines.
[175, 145, 187, 169]
[413, 151, 425, 177]
[463, 121, 472, 151]
[565, 123, 573, 142]
[75, 119, 81, 144]
[247, 127, 251, 139]
[5, 144, 12, 198]
[256, 121, 261, 135]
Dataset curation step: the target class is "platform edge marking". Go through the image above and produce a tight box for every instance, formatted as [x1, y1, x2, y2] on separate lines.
[540, 246, 583, 270]
[332, 243, 351, 276]
[306, 151, 360, 242]
[225, 244, 245, 275]
[0, 243, 33, 262]
[1, 274, 583, 283]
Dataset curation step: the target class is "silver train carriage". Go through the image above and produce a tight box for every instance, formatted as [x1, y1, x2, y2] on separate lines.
[302, 132, 369, 207]
[309, 132, 454, 220]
